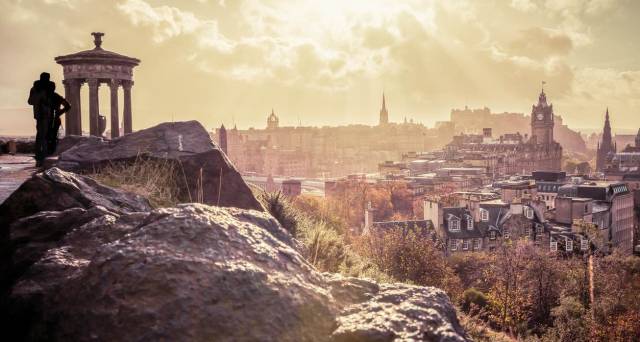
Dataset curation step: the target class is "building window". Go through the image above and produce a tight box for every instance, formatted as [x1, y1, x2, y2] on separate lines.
[566, 239, 573, 251]
[473, 238, 481, 250]
[550, 239, 557, 251]
[462, 240, 469, 250]
[580, 238, 589, 251]
[450, 239, 458, 251]
[489, 231, 496, 240]
[524, 207, 534, 219]
[535, 223, 544, 234]
[466, 216, 473, 230]
[480, 209, 489, 222]
[449, 219, 460, 232]
[504, 230, 510, 239]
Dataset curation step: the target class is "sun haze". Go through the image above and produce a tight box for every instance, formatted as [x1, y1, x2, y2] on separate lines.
[1, 0, 640, 135]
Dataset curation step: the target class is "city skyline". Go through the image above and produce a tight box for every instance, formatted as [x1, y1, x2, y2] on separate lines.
[2, 0, 640, 136]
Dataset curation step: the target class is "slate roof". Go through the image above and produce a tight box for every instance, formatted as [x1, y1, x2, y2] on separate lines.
[442, 207, 486, 239]
[371, 220, 435, 237]
[440, 202, 545, 240]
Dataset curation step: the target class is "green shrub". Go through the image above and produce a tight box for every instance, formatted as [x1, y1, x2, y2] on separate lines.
[258, 191, 300, 236]
[462, 288, 489, 313]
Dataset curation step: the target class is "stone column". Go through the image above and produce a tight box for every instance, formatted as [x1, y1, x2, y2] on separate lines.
[109, 79, 120, 138]
[62, 80, 73, 136]
[73, 80, 83, 135]
[88, 79, 100, 136]
[122, 80, 133, 134]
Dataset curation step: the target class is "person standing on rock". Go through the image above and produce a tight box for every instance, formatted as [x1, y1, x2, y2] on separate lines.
[27, 73, 70, 166]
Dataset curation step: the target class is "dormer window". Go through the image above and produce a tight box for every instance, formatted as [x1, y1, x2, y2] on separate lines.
[480, 209, 489, 222]
[466, 216, 474, 230]
[535, 223, 544, 234]
[449, 218, 460, 232]
[524, 207, 534, 219]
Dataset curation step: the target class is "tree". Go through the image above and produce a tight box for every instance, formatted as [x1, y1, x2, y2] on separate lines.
[355, 227, 462, 299]
[541, 296, 589, 342]
[485, 242, 531, 336]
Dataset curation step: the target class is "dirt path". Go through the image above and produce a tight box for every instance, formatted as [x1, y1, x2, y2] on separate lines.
[0, 154, 37, 204]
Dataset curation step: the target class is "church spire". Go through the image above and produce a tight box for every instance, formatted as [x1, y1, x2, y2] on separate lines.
[379, 91, 389, 125]
[596, 107, 615, 172]
[603, 107, 612, 138]
[382, 92, 386, 111]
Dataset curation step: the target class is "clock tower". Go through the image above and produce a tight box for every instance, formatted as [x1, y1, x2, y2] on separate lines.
[530, 87, 554, 146]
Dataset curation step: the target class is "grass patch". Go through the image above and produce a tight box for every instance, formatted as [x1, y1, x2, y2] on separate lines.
[258, 191, 392, 283]
[88, 156, 184, 208]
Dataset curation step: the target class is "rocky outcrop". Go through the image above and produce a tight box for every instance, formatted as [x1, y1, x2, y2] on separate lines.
[1, 169, 467, 341]
[55, 120, 262, 211]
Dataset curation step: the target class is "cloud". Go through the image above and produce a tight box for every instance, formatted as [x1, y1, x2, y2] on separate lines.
[117, 0, 233, 52]
[1, 0, 639, 134]
[507, 28, 574, 59]
[511, 0, 538, 12]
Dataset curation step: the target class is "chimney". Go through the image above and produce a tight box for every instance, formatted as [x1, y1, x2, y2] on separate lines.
[364, 201, 375, 232]
[423, 199, 442, 227]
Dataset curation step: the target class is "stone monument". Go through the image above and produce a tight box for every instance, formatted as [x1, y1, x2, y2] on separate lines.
[55, 32, 140, 138]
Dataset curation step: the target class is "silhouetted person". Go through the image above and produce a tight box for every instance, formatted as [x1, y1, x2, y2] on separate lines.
[46, 82, 70, 155]
[27, 73, 70, 166]
[28, 73, 54, 166]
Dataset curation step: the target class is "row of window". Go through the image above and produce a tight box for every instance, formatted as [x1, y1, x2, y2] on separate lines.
[449, 238, 482, 251]
[539, 184, 559, 192]
[549, 237, 589, 252]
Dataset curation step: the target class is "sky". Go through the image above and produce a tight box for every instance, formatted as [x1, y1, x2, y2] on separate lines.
[1, 0, 639, 136]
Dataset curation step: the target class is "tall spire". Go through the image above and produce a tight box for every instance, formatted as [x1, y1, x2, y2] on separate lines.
[382, 92, 386, 111]
[597, 107, 615, 171]
[604, 107, 611, 135]
[379, 91, 389, 125]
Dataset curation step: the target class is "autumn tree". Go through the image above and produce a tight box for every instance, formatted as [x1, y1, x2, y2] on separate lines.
[354, 227, 462, 300]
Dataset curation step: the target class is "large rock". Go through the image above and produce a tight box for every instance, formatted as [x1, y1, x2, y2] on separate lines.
[0, 170, 467, 341]
[55, 120, 261, 211]
[0, 167, 151, 232]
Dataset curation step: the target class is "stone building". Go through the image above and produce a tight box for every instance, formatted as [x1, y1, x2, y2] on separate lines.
[553, 181, 634, 254]
[281, 179, 302, 197]
[445, 89, 563, 174]
[424, 196, 548, 255]
[210, 99, 442, 178]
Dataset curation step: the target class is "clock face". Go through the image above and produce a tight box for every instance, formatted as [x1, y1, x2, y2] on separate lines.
[537, 113, 544, 120]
